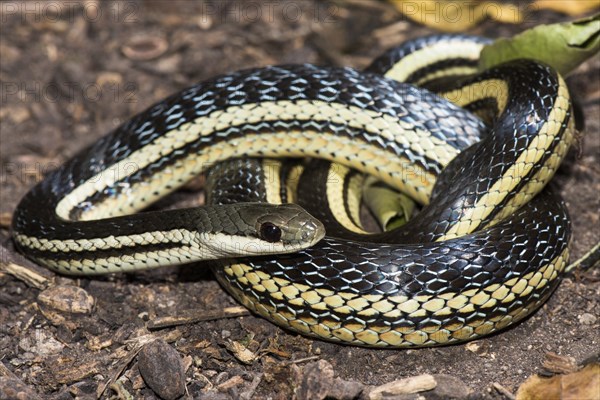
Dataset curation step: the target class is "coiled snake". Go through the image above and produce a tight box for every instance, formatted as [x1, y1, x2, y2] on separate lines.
[13, 35, 575, 347]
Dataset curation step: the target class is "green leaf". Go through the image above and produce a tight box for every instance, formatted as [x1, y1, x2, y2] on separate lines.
[363, 178, 416, 231]
[479, 13, 600, 76]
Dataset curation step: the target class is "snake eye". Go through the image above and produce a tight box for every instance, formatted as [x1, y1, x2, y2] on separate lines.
[259, 222, 282, 243]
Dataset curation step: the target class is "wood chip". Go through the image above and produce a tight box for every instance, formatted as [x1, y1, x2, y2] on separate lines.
[0, 262, 50, 290]
[84, 333, 113, 352]
[225, 340, 258, 365]
[368, 374, 437, 400]
[38, 285, 95, 314]
[51, 358, 103, 384]
[542, 352, 578, 374]
[217, 375, 245, 391]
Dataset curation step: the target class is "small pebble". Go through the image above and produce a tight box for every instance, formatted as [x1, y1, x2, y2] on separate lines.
[578, 313, 597, 325]
[430, 374, 472, 399]
[18, 329, 64, 356]
[138, 339, 185, 400]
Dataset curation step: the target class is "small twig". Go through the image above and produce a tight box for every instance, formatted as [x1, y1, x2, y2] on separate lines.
[98, 332, 180, 398]
[96, 333, 174, 399]
[285, 356, 321, 365]
[492, 382, 516, 400]
[96, 347, 141, 399]
[147, 306, 250, 329]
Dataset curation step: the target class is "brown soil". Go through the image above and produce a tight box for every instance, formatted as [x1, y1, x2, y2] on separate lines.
[1, 1, 598, 399]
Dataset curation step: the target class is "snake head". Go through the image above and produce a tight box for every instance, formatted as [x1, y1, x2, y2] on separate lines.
[253, 203, 325, 250]
[200, 203, 325, 258]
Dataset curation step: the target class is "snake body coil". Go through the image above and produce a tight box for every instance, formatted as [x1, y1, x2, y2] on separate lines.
[13, 35, 574, 347]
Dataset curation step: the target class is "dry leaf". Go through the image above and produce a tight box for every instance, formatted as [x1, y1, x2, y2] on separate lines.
[516, 363, 600, 400]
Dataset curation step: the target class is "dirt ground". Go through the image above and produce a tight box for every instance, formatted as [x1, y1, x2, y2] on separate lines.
[0, 1, 598, 399]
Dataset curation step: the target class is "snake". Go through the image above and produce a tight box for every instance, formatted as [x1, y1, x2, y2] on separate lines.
[12, 35, 577, 347]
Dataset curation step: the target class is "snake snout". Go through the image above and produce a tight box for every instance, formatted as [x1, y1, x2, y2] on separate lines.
[299, 218, 326, 246]
[275, 204, 325, 247]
